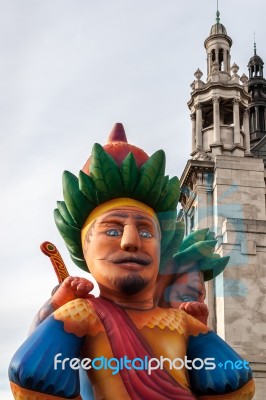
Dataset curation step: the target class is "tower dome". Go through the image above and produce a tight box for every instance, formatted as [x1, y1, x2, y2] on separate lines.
[204, 10, 232, 77]
[248, 44, 264, 79]
[209, 10, 227, 36]
[248, 52, 264, 69]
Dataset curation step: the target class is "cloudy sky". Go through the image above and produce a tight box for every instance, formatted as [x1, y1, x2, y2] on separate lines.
[1, 0, 266, 397]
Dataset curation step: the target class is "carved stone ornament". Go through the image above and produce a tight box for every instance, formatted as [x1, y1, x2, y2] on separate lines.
[240, 73, 248, 85]
[230, 62, 239, 75]
[195, 103, 202, 110]
[212, 96, 220, 103]
[211, 61, 219, 73]
[192, 148, 213, 161]
[194, 68, 203, 80]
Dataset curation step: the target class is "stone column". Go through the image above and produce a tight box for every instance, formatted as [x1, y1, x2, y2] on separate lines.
[215, 49, 219, 64]
[195, 103, 202, 148]
[191, 113, 196, 152]
[207, 53, 211, 76]
[233, 99, 240, 144]
[223, 48, 228, 72]
[243, 109, 251, 153]
[255, 106, 259, 131]
[251, 110, 255, 132]
[213, 96, 221, 142]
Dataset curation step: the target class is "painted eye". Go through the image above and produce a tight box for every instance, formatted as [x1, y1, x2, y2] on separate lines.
[180, 295, 196, 302]
[139, 231, 152, 238]
[106, 229, 121, 237]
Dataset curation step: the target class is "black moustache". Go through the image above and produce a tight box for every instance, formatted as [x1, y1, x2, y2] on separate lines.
[110, 256, 151, 266]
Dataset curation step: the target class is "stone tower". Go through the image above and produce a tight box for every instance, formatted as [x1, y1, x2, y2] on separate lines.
[248, 44, 266, 163]
[179, 11, 266, 398]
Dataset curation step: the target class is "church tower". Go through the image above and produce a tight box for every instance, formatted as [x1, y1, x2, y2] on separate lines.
[189, 10, 251, 159]
[248, 43, 266, 162]
[179, 11, 266, 397]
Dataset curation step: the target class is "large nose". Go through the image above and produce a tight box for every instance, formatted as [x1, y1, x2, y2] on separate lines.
[120, 225, 141, 252]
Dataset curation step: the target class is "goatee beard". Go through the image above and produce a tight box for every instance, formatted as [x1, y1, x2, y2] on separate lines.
[115, 274, 148, 295]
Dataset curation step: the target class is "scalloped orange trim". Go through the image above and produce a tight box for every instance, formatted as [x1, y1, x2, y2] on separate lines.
[127, 307, 209, 336]
[54, 300, 209, 338]
[53, 298, 103, 337]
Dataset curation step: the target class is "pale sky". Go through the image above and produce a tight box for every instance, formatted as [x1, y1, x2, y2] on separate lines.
[1, 0, 266, 398]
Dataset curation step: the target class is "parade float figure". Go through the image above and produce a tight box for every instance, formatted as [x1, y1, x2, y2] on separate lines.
[9, 124, 255, 399]
[155, 228, 227, 325]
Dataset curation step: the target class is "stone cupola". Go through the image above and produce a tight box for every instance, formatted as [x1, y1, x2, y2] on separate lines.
[204, 10, 232, 81]
[188, 11, 251, 159]
[247, 44, 266, 149]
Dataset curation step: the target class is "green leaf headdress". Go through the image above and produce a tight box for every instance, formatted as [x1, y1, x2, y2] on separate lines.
[171, 228, 229, 281]
[54, 123, 184, 272]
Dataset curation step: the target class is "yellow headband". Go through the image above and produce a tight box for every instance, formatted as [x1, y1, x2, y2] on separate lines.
[81, 198, 158, 245]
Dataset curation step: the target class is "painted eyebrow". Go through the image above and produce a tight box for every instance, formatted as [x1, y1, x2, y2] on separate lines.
[101, 212, 154, 222]
[177, 284, 201, 295]
[99, 212, 161, 238]
[186, 285, 203, 296]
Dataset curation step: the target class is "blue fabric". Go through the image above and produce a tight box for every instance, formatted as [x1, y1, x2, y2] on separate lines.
[9, 315, 85, 398]
[79, 367, 95, 400]
[187, 331, 253, 396]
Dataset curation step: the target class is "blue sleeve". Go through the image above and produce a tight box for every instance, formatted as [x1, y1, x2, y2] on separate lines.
[187, 331, 253, 396]
[79, 367, 95, 400]
[9, 315, 86, 398]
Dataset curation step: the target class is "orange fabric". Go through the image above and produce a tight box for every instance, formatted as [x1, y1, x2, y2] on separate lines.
[53, 298, 103, 337]
[10, 382, 82, 400]
[53, 299, 209, 338]
[198, 379, 255, 399]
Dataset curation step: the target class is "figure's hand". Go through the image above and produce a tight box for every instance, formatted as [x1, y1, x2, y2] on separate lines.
[178, 301, 208, 325]
[51, 276, 94, 309]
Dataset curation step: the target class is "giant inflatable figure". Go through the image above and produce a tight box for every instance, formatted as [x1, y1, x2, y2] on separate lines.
[9, 123, 255, 399]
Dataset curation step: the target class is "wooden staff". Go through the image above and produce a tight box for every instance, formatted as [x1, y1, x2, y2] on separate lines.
[40, 241, 69, 283]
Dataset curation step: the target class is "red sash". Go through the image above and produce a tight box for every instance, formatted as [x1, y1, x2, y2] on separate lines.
[90, 298, 196, 400]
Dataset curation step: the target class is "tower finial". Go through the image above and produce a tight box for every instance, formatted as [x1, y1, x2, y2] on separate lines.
[216, 0, 220, 23]
[254, 31, 257, 55]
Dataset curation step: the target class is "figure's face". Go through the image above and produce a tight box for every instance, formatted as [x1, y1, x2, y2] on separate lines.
[82, 206, 161, 296]
[166, 270, 206, 309]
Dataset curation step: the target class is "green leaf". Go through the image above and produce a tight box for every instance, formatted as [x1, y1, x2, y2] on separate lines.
[156, 175, 169, 206]
[156, 176, 180, 212]
[70, 254, 88, 272]
[56, 201, 76, 227]
[173, 239, 217, 265]
[90, 143, 124, 202]
[133, 150, 166, 208]
[158, 210, 177, 252]
[159, 220, 185, 272]
[120, 152, 139, 195]
[200, 255, 230, 281]
[179, 228, 209, 252]
[54, 209, 83, 260]
[205, 230, 215, 241]
[78, 170, 99, 206]
[63, 171, 95, 228]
